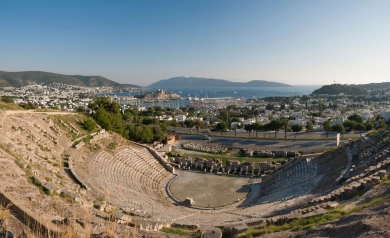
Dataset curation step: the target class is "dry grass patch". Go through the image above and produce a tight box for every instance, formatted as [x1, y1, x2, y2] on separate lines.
[0, 203, 12, 220]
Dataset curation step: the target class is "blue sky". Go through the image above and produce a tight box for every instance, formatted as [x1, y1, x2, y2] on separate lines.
[1, 0, 389, 86]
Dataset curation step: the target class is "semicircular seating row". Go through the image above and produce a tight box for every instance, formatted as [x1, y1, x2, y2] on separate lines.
[257, 158, 318, 203]
[86, 147, 173, 213]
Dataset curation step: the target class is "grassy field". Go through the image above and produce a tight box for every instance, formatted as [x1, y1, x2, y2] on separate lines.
[0, 101, 24, 110]
[161, 226, 201, 237]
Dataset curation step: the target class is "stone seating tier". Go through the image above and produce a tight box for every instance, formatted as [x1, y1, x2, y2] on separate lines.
[83, 147, 173, 215]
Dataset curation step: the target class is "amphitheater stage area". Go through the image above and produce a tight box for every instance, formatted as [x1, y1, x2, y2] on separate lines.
[169, 170, 251, 208]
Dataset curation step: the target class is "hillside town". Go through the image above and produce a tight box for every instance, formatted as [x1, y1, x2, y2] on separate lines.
[1, 84, 390, 136]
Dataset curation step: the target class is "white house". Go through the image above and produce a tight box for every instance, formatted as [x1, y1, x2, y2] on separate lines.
[174, 115, 186, 122]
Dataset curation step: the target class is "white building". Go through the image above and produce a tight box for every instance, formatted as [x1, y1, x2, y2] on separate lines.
[174, 115, 186, 122]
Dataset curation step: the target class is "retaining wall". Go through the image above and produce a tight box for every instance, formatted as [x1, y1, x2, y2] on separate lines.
[0, 190, 60, 237]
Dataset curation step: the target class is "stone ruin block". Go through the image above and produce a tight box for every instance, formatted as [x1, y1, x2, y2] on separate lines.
[255, 150, 274, 157]
[243, 149, 253, 156]
[184, 197, 194, 206]
[175, 157, 192, 167]
[272, 151, 287, 157]
[370, 176, 381, 185]
[94, 201, 106, 211]
[344, 186, 357, 197]
[207, 158, 222, 170]
[199, 226, 222, 238]
[286, 151, 299, 157]
[226, 160, 240, 173]
[378, 170, 387, 179]
[259, 161, 272, 171]
[223, 224, 248, 237]
[194, 157, 207, 169]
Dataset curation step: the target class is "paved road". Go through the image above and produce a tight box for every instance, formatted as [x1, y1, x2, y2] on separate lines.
[177, 134, 339, 153]
[168, 126, 363, 139]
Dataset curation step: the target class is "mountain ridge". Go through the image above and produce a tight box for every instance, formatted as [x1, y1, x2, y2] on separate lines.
[350, 82, 390, 90]
[311, 84, 367, 95]
[0, 70, 142, 88]
[147, 77, 291, 88]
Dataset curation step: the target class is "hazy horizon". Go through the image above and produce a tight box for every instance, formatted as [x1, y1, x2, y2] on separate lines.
[1, 1, 389, 86]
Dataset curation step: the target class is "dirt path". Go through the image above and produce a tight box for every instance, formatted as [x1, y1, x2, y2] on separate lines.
[4, 110, 77, 115]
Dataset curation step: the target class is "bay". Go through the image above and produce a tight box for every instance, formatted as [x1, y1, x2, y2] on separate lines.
[105, 85, 321, 108]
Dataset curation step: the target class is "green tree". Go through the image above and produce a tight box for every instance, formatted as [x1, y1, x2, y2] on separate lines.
[306, 120, 313, 131]
[170, 119, 179, 128]
[110, 113, 124, 135]
[216, 122, 228, 135]
[331, 124, 345, 137]
[377, 119, 386, 130]
[141, 127, 153, 143]
[233, 123, 238, 136]
[263, 123, 270, 137]
[184, 119, 195, 133]
[269, 120, 284, 138]
[365, 121, 373, 131]
[291, 124, 303, 138]
[135, 116, 143, 124]
[244, 123, 253, 137]
[89, 97, 121, 114]
[128, 108, 139, 117]
[123, 110, 133, 122]
[151, 126, 165, 142]
[282, 119, 289, 138]
[1, 95, 14, 103]
[76, 106, 86, 113]
[323, 120, 331, 138]
[194, 119, 203, 134]
[160, 122, 167, 133]
[266, 104, 275, 110]
[142, 117, 154, 125]
[252, 121, 263, 137]
[348, 114, 364, 124]
[218, 110, 229, 123]
[130, 125, 144, 141]
[83, 118, 96, 132]
[20, 101, 36, 109]
[343, 120, 357, 130]
[354, 123, 366, 136]
[153, 118, 160, 125]
[94, 107, 112, 131]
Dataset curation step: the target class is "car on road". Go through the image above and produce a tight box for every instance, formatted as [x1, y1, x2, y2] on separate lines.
[202, 135, 211, 140]
[202, 129, 211, 133]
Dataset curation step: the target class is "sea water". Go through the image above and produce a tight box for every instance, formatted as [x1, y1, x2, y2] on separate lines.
[106, 85, 320, 107]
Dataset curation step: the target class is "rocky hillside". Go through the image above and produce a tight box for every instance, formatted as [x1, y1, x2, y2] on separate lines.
[312, 84, 367, 95]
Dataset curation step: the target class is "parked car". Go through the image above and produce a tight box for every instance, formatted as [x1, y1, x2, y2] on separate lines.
[202, 135, 211, 140]
[202, 129, 211, 133]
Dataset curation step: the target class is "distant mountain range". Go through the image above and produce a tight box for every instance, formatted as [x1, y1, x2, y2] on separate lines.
[0, 71, 142, 88]
[350, 82, 390, 91]
[147, 77, 291, 88]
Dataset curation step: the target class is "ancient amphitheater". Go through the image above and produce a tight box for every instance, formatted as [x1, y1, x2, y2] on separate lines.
[0, 110, 389, 237]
